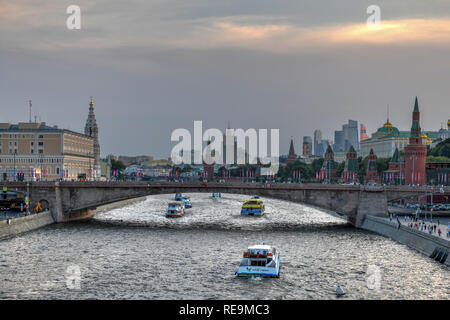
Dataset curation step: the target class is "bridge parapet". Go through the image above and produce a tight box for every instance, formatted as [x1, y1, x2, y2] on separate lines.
[1, 181, 448, 226]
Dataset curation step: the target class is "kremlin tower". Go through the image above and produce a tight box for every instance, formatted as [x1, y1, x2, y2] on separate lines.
[321, 144, 336, 181]
[342, 145, 358, 182]
[286, 137, 297, 164]
[404, 97, 427, 185]
[365, 148, 380, 184]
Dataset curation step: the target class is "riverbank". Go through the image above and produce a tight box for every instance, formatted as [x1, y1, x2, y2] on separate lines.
[0, 211, 54, 241]
[361, 215, 449, 266]
[0, 196, 148, 241]
[388, 206, 450, 217]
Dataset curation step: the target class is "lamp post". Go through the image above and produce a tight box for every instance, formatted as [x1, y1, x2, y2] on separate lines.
[13, 150, 17, 181]
[39, 153, 43, 181]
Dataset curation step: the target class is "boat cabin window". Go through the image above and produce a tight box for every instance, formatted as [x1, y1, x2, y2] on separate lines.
[250, 260, 266, 267]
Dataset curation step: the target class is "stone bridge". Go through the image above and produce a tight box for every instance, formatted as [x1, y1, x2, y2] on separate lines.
[3, 182, 449, 228]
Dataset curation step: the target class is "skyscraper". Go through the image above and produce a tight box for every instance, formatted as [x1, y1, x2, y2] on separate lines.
[303, 136, 312, 157]
[333, 120, 359, 152]
[333, 130, 344, 151]
[348, 120, 359, 150]
[360, 124, 369, 141]
[313, 130, 322, 156]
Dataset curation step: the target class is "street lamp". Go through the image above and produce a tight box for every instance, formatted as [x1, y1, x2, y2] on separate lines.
[40, 153, 43, 181]
[13, 149, 17, 181]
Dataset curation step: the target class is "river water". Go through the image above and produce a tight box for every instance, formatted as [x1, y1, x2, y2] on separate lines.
[0, 193, 448, 299]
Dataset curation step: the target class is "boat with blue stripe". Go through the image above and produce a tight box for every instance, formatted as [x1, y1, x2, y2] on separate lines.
[241, 198, 265, 216]
[174, 193, 192, 208]
[236, 244, 280, 278]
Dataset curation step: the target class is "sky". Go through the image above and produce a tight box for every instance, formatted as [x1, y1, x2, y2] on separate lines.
[1, 0, 450, 158]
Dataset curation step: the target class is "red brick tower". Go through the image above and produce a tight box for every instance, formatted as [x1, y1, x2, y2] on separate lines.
[286, 137, 297, 164]
[365, 148, 380, 184]
[404, 97, 427, 185]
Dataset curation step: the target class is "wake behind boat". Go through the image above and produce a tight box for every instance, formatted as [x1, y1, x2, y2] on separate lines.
[235, 244, 280, 278]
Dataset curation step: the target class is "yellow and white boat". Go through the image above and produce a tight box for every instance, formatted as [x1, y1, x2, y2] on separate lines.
[241, 198, 265, 216]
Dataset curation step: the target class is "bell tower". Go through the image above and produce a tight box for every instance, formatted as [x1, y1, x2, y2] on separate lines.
[85, 97, 101, 179]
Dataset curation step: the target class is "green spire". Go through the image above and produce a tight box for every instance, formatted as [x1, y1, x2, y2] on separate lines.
[414, 96, 419, 112]
[348, 145, 356, 154]
[390, 147, 400, 163]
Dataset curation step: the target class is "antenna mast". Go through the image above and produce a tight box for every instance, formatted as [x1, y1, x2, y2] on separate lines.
[29, 100, 32, 123]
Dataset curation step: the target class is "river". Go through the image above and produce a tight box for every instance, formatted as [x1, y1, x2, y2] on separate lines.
[0, 193, 448, 299]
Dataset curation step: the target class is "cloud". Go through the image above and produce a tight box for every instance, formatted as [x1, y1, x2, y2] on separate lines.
[163, 18, 450, 53]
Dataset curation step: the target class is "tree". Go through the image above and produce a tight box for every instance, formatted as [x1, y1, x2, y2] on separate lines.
[336, 161, 345, 178]
[311, 158, 324, 173]
[428, 138, 450, 158]
[426, 155, 450, 163]
[110, 159, 126, 179]
[376, 158, 390, 173]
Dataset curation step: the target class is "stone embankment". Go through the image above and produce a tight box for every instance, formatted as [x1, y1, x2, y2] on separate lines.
[361, 215, 449, 266]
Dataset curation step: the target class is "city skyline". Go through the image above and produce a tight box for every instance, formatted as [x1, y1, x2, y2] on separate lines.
[2, 1, 450, 158]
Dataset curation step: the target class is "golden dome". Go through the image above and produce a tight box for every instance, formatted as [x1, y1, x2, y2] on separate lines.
[383, 119, 392, 127]
[447, 119, 450, 127]
[421, 132, 427, 139]
[89, 96, 94, 107]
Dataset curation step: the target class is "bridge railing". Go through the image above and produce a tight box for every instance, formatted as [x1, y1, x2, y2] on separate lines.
[1, 180, 448, 194]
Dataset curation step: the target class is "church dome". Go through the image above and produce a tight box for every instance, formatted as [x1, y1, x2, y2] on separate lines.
[383, 119, 392, 127]
[376, 119, 399, 137]
[447, 118, 450, 128]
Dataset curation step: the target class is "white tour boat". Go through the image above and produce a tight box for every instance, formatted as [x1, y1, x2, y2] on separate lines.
[235, 244, 280, 277]
[166, 201, 186, 218]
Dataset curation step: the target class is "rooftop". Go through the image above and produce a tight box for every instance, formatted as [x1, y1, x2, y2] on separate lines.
[0, 122, 61, 132]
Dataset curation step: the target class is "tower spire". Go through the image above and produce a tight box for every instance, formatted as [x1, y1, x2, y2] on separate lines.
[387, 104, 389, 122]
[29, 100, 32, 123]
[85, 97, 100, 180]
[410, 96, 421, 142]
[413, 96, 419, 112]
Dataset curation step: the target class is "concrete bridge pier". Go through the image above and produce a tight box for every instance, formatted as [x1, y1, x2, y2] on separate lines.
[355, 191, 388, 227]
[54, 182, 65, 223]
